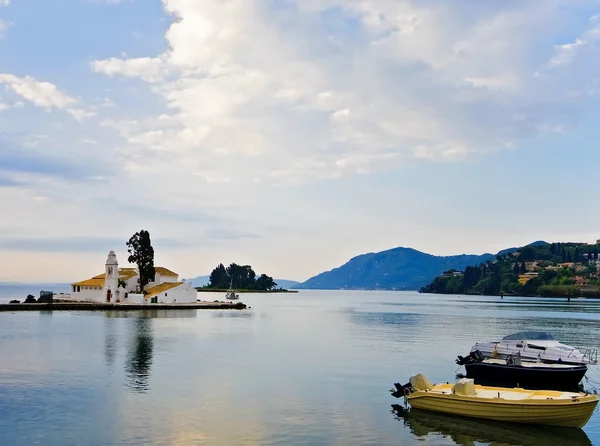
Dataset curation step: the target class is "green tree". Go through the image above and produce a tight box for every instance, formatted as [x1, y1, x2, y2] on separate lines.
[512, 262, 518, 274]
[254, 274, 277, 291]
[517, 246, 536, 261]
[126, 230, 155, 292]
[209, 263, 228, 288]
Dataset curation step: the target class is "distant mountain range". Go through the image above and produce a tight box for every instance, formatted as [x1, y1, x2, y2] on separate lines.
[2, 242, 548, 295]
[293, 243, 548, 291]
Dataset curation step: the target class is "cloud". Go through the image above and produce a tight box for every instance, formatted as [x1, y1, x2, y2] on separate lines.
[89, 0, 599, 183]
[67, 108, 96, 122]
[0, 0, 9, 6]
[0, 137, 110, 181]
[0, 74, 94, 120]
[0, 176, 21, 187]
[91, 57, 169, 82]
[0, 74, 76, 108]
[547, 17, 600, 67]
[0, 236, 183, 252]
[4, 0, 600, 282]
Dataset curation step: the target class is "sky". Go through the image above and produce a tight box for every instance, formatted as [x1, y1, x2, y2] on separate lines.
[1, 0, 600, 283]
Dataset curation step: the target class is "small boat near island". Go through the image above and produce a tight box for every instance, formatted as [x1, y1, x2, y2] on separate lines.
[225, 278, 239, 300]
[471, 331, 598, 365]
[457, 350, 588, 390]
[391, 373, 599, 428]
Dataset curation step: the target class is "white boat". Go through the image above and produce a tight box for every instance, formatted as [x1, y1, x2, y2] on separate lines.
[471, 331, 597, 365]
[225, 278, 239, 300]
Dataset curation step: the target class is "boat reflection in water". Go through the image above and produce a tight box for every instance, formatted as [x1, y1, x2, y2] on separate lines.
[391, 405, 592, 446]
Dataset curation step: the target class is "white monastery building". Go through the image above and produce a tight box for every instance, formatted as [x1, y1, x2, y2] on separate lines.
[71, 250, 197, 304]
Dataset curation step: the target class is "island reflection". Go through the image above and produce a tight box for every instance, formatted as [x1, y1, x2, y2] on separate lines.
[125, 318, 154, 393]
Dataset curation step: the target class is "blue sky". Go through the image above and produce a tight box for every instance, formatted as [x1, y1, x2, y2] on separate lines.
[0, 0, 599, 282]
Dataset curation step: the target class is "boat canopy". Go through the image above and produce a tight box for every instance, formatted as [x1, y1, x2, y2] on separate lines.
[502, 332, 555, 341]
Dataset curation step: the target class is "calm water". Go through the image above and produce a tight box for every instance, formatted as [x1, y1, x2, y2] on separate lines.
[1, 290, 600, 445]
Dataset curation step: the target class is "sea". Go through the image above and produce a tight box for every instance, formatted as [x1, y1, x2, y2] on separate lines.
[1, 287, 599, 445]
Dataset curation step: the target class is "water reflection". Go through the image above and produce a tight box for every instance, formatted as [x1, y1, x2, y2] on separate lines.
[211, 311, 253, 319]
[125, 318, 154, 393]
[391, 405, 591, 445]
[104, 309, 197, 319]
[104, 317, 117, 369]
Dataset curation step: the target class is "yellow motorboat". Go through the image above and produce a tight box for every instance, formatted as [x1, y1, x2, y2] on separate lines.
[393, 374, 598, 428]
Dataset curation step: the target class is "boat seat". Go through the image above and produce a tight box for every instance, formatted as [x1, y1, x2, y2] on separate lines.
[497, 391, 532, 401]
[452, 378, 476, 396]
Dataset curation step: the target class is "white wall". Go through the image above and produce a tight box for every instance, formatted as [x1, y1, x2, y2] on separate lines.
[71, 283, 197, 304]
[126, 293, 146, 304]
[157, 274, 178, 285]
[156, 283, 197, 303]
[124, 275, 140, 292]
[71, 286, 103, 302]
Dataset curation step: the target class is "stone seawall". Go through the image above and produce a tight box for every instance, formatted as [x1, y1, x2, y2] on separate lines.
[0, 301, 247, 312]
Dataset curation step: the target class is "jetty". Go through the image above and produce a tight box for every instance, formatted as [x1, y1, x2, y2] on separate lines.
[0, 301, 247, 312]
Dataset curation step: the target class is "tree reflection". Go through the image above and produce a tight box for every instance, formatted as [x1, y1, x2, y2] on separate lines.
[103, 316, 117, 369]
[125, 317, 154, 393]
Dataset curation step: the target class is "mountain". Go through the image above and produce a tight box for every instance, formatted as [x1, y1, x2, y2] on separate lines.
[273, 279, 301, 289]
[497, 240, 549, 257]
[188, 275, 210, 288]
[420, 241, 599, 297]
[295, 247, 497, 290]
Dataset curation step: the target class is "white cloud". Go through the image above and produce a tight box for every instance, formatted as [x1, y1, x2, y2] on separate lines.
[88, 0, 598, 183]
[68, 108, 96, 122]
[91, 57, 169, 82]
[0, 74, 76, 109]
[0, 73, 95, 121]
[0, 101, 8, 111]
[0, 1, 9, 7]
[548, 19, 600, 67]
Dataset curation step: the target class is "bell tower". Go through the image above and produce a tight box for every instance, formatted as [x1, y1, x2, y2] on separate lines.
[103, 250, 119, 302]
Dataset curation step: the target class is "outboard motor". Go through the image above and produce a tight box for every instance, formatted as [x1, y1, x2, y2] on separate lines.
[391, 381, 412, 399]
[456, 350, 484, 365]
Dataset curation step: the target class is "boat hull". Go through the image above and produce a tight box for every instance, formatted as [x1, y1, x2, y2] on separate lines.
[464, 362, 587, 391]
[408, 389, 598, 428]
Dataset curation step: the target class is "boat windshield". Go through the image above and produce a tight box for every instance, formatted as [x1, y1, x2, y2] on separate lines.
[502, 332, 555, 341]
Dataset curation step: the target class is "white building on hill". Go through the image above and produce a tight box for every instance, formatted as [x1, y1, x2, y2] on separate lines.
[71, 250, 197, 304]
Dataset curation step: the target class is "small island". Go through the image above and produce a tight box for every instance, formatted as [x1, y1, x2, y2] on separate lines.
[196, 263, 297, 293]
[420, 241, 600, 298]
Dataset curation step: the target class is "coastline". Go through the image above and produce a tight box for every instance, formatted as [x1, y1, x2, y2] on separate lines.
[195, 288, 298, 293]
